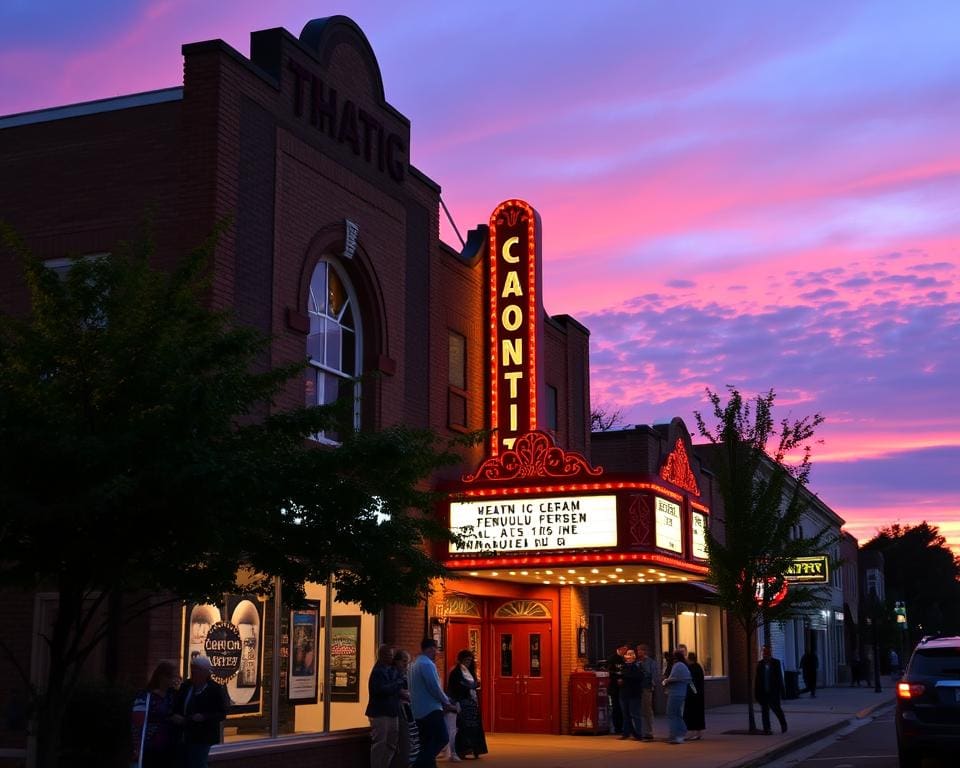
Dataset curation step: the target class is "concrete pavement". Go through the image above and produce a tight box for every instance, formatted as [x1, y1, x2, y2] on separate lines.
[451, 682, 897, 768]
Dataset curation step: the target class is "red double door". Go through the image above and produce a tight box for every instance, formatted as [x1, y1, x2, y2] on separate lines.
[446, 619, 552, 734]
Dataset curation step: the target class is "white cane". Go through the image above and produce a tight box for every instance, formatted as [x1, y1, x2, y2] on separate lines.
[137, 691, 151, 768]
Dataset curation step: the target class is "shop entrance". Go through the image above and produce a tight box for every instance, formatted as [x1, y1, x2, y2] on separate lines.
[492, 621, 552, 733]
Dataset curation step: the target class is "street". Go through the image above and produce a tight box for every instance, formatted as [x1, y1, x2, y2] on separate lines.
[764, 706, 949, 768]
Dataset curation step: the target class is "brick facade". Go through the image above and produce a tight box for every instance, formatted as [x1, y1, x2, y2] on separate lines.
[0, 15, 592, 767]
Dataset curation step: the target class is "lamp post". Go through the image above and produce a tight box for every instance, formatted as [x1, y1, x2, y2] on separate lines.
[870, 591, 882, 693]
[894, 601, 908, 675]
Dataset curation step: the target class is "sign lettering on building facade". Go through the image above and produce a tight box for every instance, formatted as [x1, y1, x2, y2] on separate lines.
[784, 555, 830, 584]
[449, 495, 617, 553]
[488, 200, 545, 455]
[691, 511, 708, 559]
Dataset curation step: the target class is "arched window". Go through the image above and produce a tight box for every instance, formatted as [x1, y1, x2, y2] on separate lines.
[305, 258, 361, 443]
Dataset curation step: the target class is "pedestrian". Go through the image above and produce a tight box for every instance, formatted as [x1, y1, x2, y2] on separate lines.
[683, 651, 706, 740]
[755, 645, 787, 735]
[850, 652, 862, 687]
[618, 649, 644, 740]
[447, 649, 488, 760]
[130, 661, 180, 768]
[409, 638, 458, 768]
[662, 650, 691, 744]
[800, 648, 818, 697]
[366, 644, 406, 768]
[392, 650, 416, 768]
[635, 644, 656, 741]
[606, 645, 627, 734]
[171, 655, 228, 768]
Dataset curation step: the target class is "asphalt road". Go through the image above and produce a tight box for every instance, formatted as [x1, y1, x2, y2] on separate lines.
[764, 706, 949, 768]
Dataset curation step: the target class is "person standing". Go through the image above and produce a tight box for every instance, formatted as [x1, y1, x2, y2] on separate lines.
[683, 651, 706, 741]
[171, 656, 228, 768]
[392, 650, 416, 768]
[606, 645, 627, 734]
[800, 648, 818, 697]
[755, 645, 788, 734]
[618, 649, 644, 740]
[366, 644, 406, 768]
[663, 650, 691, 744]
[447, 649, 488, 760]
[850, 652, 862, 687]
[130, 661, 180, 768]
[409, 638, 457, 768]
[635, 644, 656, 741]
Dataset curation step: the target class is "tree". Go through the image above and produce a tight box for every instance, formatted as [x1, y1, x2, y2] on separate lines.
[0, 226, 458, 768]
[590, 403, 625, 432]
[695, 387, 833, 733]
[864, 523, 960, 643]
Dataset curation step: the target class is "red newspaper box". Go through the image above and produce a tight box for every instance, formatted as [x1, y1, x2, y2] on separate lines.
[569, 670, 610, 734]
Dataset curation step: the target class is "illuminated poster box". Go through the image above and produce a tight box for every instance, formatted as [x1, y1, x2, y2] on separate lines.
[449, 495, 617, 553]
[691, 511, 708, 559]
[655, 497, 682, 554]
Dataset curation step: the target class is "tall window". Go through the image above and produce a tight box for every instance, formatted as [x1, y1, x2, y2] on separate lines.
[305, 259, 361, 442]
[448, 331, 467, 430]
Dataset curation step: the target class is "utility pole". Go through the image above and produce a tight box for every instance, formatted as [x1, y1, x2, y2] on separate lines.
[871, 591, 882, 693]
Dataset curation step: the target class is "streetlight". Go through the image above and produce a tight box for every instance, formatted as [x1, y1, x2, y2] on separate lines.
[869, 589, 882, 693]
[894, 601, 908, 675]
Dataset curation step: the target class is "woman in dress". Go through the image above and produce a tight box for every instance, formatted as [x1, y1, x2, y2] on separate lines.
[130, 661, 180, 767]
[683, 651, 706, 740]
[662, 649, 692, 744]
[447, 650, 488, 760]
[392, 649, 417, 768]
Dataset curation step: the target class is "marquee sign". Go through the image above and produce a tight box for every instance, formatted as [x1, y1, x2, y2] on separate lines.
[655, 497, 683, 553]
[488, 200, 545, 455]
[450, 494, 617, 553]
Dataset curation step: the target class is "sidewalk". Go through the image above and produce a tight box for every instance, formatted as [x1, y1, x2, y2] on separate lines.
[461, 682, 897, 768]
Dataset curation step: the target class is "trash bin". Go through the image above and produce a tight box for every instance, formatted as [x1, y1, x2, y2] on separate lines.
[784, 670, 799, 699]
[569, 670, 610, 734]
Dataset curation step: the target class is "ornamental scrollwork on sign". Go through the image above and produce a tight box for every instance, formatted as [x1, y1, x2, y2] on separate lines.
[659, 438, 701, 496]
[462, 431, 603, 483]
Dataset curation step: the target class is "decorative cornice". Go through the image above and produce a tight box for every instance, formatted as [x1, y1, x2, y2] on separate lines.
[463, 431, 603, 483]
[659, 438, 701, 496]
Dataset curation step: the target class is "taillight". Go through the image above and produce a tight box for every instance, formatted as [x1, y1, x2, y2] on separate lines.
[897, 682, 925, 698]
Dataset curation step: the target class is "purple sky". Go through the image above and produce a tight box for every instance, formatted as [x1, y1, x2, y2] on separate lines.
[3, 1, 958, 554]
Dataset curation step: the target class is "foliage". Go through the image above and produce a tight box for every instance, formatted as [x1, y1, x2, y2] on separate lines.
[863, 522, 960, 640]
[590, 403, 625, 432]
[694, 387, 833, 729]
[0, 224, 458, 766]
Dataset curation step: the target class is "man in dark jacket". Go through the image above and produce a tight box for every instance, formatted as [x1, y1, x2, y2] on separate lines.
[605, 645, 627, 734]
[172, 655, 228, 768]
[755, 645, 787, 735]
[365, 644, 407, 768]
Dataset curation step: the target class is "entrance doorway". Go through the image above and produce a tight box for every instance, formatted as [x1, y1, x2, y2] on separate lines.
[492, 621, 551, 733]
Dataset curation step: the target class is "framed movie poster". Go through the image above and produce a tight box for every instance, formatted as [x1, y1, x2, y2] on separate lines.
[329, 615, 361, 702]
[183, 594, 266, 716]
[577, 627, 588, 658]
[289, 605, 319, 704]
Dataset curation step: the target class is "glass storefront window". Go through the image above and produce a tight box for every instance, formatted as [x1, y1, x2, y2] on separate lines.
[673, 601, 725, 677]
[188, 579, 379, 750]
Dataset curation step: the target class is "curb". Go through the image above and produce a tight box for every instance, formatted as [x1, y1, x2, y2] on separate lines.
[726, 698, 896, 768]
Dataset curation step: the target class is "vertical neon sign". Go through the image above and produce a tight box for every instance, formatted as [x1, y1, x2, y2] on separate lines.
[488, 199, 544, 455]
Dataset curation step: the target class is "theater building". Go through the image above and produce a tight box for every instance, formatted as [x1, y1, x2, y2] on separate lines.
[0, 15, 728, 768]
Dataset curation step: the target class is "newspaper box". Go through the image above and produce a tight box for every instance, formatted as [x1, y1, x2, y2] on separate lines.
[569, 670, 609, 734]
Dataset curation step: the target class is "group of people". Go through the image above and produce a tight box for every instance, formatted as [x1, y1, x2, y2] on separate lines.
[366, 637, 489, 768]
[607, 643, 706, 745]
[130, 655, 229, 768]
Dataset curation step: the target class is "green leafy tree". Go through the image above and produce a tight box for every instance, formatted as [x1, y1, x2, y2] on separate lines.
[864, 523, 960, 644]
[0, 225, 457, 768]
[695, 387, 833, 733]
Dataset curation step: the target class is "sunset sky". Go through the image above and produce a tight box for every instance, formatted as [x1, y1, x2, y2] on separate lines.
[3, 1, 958, 553]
